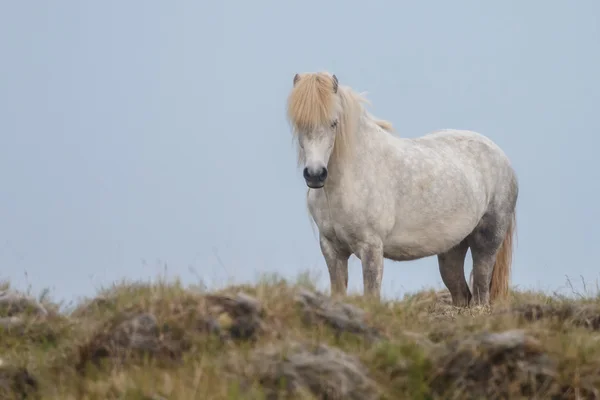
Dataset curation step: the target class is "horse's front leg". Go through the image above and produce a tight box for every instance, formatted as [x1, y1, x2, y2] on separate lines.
[356, 240, 384, 299]
[320, 236, 350, 296]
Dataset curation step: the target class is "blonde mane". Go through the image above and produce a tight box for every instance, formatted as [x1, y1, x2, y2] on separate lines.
[286, 72, 394, 166]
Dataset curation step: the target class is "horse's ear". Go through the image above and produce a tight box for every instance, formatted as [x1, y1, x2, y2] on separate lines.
[293, 73, 301, 86]
[332, 74, 339, 93]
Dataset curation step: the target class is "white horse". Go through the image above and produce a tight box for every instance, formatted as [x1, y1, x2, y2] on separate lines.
[286, 72, 518, 306]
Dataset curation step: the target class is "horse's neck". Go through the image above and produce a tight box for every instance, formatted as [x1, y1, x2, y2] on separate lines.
[327, 115, 387, 188]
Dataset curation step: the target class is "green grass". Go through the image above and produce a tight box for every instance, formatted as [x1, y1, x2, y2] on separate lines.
[2, 273, 600, 399]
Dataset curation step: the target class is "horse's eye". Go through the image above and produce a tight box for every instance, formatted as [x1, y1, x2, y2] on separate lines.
[331, 120, 338, 129]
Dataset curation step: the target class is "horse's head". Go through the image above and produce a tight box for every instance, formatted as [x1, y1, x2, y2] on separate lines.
[287, 72, 343, 189]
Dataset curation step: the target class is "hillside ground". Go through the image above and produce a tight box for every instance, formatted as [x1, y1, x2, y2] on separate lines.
[1, 273, 600, 399]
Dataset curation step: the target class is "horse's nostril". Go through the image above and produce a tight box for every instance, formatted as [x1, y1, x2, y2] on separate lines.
[303, 167, 310, 179]
[319, 168, 328, 181]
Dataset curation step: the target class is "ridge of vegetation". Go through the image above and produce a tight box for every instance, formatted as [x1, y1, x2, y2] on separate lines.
[1, 273, 600, 399]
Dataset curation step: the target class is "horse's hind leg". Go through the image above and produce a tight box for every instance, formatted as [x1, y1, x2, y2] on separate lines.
[437, 239, 471, 307]
[468, 211, 510, 306]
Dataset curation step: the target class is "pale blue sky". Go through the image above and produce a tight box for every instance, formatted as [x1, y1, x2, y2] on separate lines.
[0, 1, 598, 303]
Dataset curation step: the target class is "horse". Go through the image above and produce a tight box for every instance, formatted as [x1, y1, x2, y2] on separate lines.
[286, 71, 518, 307]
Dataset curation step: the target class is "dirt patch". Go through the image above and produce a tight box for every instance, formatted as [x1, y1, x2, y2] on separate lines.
[0, 290, 52, 337]
[0, 317, 24, 331]
[245, 341, 379, 400]
[506, 303, 600, 331]
[70, 296, 117, 318]
[0, 289, 73, 346]
[1, 316, 70, 346]
[0, 290, 48, 318]
[76, 312, 183, 372]
[205, 291, 265, 341]
[76, 291, 266, 372]
[0, 363, 39, 400]
[295, 289, 383, 342]
[429, 329, 599, 399]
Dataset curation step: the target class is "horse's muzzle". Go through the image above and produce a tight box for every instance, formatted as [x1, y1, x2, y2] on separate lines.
[303, 166, 327, 188]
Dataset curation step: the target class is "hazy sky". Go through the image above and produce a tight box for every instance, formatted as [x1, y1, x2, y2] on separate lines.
[1, 2, 598, 304]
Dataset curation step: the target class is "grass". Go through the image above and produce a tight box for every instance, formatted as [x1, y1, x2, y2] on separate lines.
[2, 273, 600, 399]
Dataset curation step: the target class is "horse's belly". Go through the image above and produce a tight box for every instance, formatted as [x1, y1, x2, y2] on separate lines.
[383, 213, 479, 260]
[383, 238, 444, 261]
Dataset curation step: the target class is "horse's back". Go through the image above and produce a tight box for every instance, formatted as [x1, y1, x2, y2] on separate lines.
[409, 128, 517, 207]
[420, 129, 504, 151]
[418, 128, 518, 210]
[416, 129, 513, 173]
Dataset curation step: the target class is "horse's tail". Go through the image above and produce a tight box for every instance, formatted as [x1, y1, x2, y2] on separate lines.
[489, 212, 516, 303]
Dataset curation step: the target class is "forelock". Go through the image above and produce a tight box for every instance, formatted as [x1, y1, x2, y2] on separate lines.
[287, 72, 338, 132]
